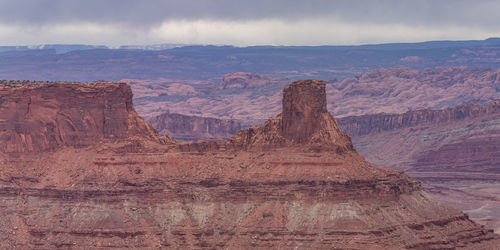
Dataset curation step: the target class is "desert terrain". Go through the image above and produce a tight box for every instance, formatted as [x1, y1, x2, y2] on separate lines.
[0, 80, 498, 248]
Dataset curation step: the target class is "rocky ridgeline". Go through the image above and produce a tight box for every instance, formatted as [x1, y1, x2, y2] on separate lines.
[0, 80, 498, 249]
[335, 99, 500, 173]
[217, 72, 287, 89]
[338, 99, 500, 136]
[0, 80, 82, 88]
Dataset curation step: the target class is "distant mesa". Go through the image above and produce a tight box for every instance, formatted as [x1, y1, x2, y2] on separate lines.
[400, 55, 422, 63]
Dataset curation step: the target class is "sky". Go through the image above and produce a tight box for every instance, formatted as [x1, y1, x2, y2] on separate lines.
[1, 0, 500, 46]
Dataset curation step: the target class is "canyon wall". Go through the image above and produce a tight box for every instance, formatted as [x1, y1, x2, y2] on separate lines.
[338, 99, 500, 136]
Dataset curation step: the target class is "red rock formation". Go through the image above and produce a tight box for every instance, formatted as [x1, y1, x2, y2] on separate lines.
[282, 80, 328, 142]
[0, 81, 168, 153]
[226, 80, 353, 151]
[148, 112, 241, 141]
[0, 80, 498, 249]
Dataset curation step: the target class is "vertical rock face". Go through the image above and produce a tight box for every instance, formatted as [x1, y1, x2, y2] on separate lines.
[282, 80, 328, 142]
[227, 79, 353, 151]
[0, 81, 165, 153]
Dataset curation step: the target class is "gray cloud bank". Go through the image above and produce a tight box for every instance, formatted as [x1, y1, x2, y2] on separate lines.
[1, 0, 500, 45]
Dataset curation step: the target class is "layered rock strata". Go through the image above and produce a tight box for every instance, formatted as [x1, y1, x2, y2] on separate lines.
[337, 100, 500, 232]
[0, 80, 498, 249]
[336, 99, 500, 173]
[148, 113, 241, 141]
[0, 81, 168, 154]
[338, 99, 500, 137]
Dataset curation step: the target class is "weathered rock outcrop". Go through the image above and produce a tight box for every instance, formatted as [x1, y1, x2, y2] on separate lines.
[148, 113, 241, 141]
[0, 80, 498, 249]
[225, 80, 354, 152]
[0, 81, 168, 154]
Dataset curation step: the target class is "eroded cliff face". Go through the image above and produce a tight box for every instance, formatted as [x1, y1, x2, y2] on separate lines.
[148, 113, 241, 141]
[0, 80, 498, 249]
[338, 99, 500, 137]
[0, 81, 167, 153]
[336, 99, 500, 173]
[337, 100, 500, 233]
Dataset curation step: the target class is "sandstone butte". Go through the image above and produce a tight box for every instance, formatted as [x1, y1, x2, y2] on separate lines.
[0, 80, 499, 249]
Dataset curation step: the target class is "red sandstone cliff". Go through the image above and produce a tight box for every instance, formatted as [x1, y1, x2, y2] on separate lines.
[0, 81, 168, 154]
[148, 113, 241, 141]
[0, 80, 498, 249]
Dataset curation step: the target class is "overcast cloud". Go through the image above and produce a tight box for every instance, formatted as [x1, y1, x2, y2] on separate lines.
[1, 0, 500, 46]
